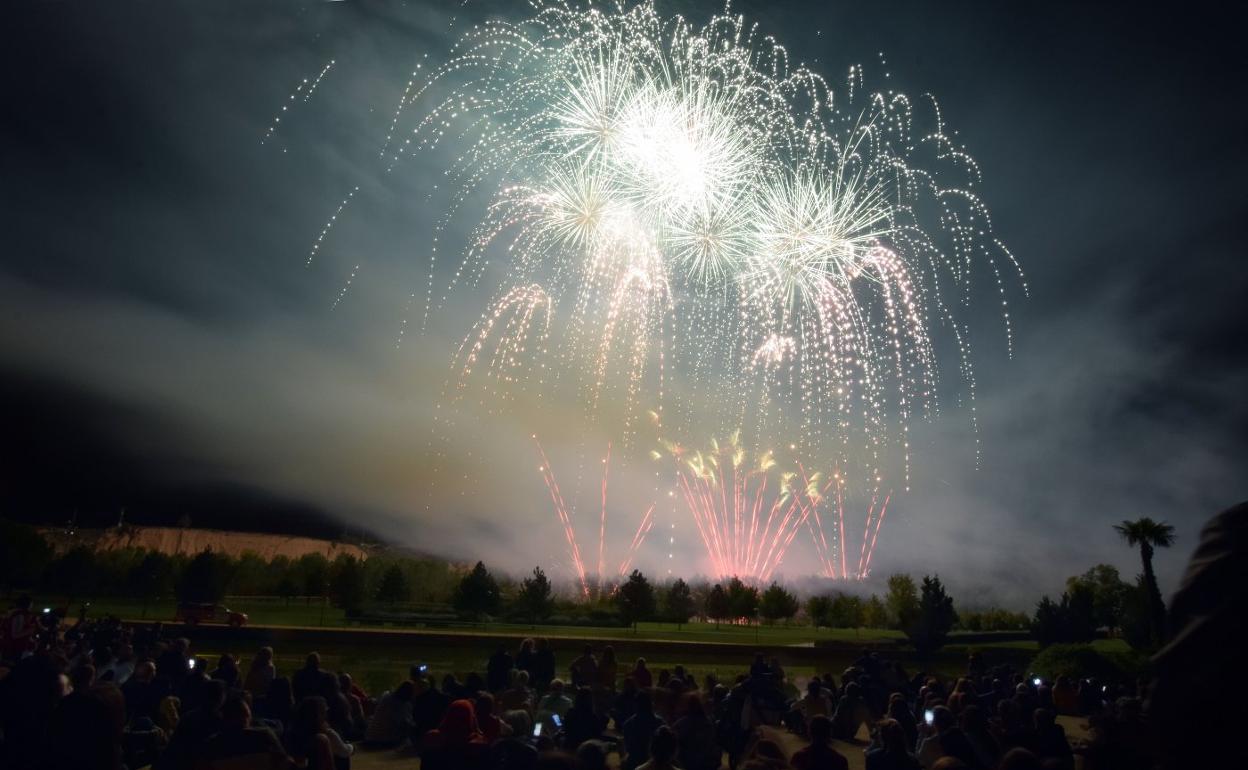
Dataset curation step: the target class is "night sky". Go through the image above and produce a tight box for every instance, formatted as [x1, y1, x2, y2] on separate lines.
[2, 0, 1244, 604]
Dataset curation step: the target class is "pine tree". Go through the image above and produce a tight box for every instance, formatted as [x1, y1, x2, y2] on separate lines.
[516, 566, 555, 623]
[615, 569, 657, 630]
[453, 561, 502, 619]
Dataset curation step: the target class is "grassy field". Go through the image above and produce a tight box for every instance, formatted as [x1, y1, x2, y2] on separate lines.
[60, 597, 1111, 696]
[83, 598, 910, 645]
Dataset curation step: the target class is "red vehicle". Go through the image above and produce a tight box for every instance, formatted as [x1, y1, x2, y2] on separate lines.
[174, 603, 248, 627]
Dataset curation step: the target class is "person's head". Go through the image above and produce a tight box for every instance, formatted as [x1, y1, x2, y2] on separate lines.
[502, 709, 531, 736]
[549, 678, 564, 695]
[997, 697, 1020, 726]
[998, 748, 1042, 770]
[1033, 707, 1055, 730]
[574, 686, 594, 711]
[520, 638, 534, 654]
[134, 660, 156, 683]
[394, 681, 415, 702]
[844, 681, 862, 700]
[439, 699, 481, 741]
[475, 691, 495, 719]
[443, 673, 460, 692]
[253, 647, 273, 667]
[650, 725, 678, 765]
[576, 741, 608, 770]
[172, 637, 190, 656]
[808, 714, 833, 745]
[294, 695, 328, 733]
[807, 679, 823, 697]
[218, 654, 237, 672]
[582, 644, 594, 657]
[514, 670, 530, 688]
[931, 705, 955, 733]
[876, 718, 907, 752]
[635, 657, 647, 670]
[535, 637, 549, 651]
[70, 664, 96, 692]
[679, 691, 704, 718]
[338, 672, 353, 692]
[753, 652, 765, 665]
[304, 653, 320, 671]
[222, 695, 251, 730]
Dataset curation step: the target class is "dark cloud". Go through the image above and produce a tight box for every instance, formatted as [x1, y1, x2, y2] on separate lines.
[2, 0, 1244, 604]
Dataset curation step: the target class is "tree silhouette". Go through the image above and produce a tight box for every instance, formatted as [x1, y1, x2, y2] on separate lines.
[1066, 564, 1132, 631]
[759, 582, 799, 625]
[885, 573, 919, 630]
[705, 583, 730, 628]
[376, 565, 410, 606]
[1032, 585, 1096, 647]
[298, 553, 330, 604]
[128, 551, 174, 617]
[615, 569, 656, 630]
[905, 575, 958, 656]
[830, 593, 864, 629]
[178, 549, 233, 604]
[662, 578, 696, 627]
[726, 577, 759, 623]
[516, 566, 555, 623]
[453, 561, 502, 619]
[805, 595, 831, 629]
[862, 595, 887, 629]
[329, 554, 367, 614]
[1113, 518, 1175, 647]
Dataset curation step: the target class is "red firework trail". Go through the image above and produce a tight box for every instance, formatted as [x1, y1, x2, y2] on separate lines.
[664, 438, 811, 582]
[533, 436, 589, 596]
[532, 436, 656, 595]
[798, 469, 893, 580]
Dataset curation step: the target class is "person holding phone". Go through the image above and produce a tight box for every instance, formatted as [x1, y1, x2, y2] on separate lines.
[914, 706, 979, 769]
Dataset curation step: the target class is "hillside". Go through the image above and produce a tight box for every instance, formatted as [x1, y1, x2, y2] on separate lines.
[38, 525, 369, 561]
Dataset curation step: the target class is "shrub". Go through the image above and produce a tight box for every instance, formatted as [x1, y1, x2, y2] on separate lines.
[1029, 643, 1150, 683]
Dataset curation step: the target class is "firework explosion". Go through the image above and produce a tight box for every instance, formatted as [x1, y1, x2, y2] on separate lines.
[653, 430, 889, 581]
[398, 0, 1020, 459]
[355, 0, 1022, 578]
[534, 437, 655, 597]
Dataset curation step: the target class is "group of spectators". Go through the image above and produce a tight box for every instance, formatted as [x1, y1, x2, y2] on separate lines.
[0, 597, 1159, 770]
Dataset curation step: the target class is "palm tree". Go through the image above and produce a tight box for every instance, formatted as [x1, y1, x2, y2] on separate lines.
[1113, 517, 1176, 646]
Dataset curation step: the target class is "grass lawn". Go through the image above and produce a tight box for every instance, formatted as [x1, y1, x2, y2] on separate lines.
[81, 597, 910, 645]
[61, 598, 1057, 695]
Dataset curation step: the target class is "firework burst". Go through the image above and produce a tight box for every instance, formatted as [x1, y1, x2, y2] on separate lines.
[391, 0, 1021, 479]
